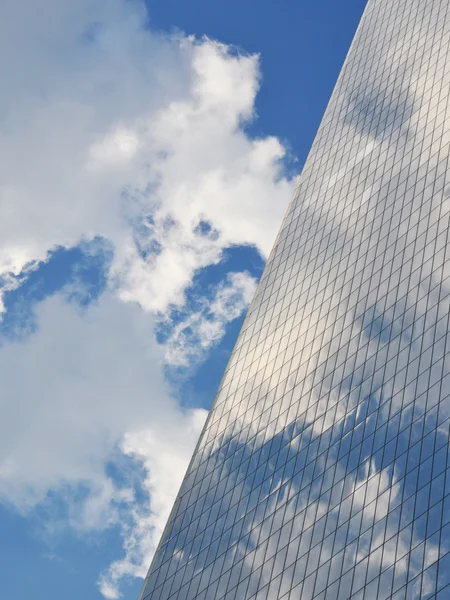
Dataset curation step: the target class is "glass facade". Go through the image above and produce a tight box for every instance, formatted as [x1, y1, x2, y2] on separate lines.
[139, 1, 450, 598]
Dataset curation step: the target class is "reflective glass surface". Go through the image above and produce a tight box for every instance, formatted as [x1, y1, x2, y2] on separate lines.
[139, 1, 450, 598]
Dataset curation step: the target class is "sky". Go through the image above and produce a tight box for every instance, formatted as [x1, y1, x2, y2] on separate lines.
[0, 1, 366, 599]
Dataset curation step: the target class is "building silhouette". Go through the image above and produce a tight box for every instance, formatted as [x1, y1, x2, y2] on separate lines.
[139, 0, 450, 598]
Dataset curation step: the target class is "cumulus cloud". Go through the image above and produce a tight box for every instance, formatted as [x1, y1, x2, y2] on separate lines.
[0, 293, 163, 508]
[0, 0, 296, 596]
[99, 410, 207, 599]
[165, 271, 258, 367]
[0, 0, 293, 312]
[0, 291, 207, 593]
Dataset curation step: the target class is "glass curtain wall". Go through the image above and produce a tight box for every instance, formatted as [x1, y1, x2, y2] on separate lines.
[139, 1, 450, 599]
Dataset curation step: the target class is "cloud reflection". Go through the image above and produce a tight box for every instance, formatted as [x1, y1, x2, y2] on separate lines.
[139, 1, 450, 599]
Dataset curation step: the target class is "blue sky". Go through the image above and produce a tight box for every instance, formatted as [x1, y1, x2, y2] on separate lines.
[0, 1, 366, 599]
[150, 0, 366, 165]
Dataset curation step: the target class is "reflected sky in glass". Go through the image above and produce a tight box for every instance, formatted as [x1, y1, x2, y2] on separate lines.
[139, 1, 450, 599]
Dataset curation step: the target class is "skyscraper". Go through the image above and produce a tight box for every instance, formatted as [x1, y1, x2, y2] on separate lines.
[139, 0, 450, 598]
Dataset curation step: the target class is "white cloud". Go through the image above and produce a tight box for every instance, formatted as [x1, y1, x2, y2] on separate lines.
[0, 293, 183, 509]
[165, 271, 258, 366]
[0, 0, 296, 597]
[99, 409, 207, 599]
[0, 291, 207, 593]
[0, 0, 294, 313]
